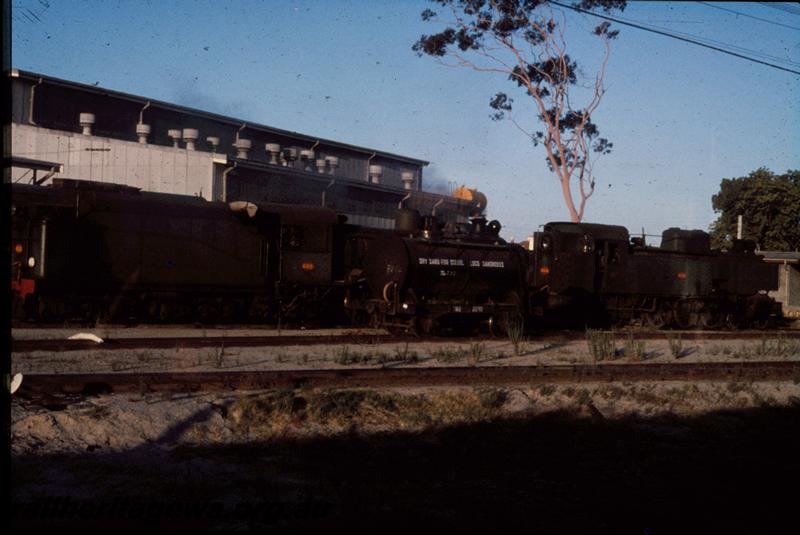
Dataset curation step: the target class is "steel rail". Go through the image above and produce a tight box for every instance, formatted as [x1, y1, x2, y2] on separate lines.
[18, 361, 800, 397]
[11, 330, 800, 353]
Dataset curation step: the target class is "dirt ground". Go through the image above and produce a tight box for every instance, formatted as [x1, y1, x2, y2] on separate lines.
[11, 326, 800, 532]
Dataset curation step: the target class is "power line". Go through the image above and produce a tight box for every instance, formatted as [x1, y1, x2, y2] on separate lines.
[550, 1, 800, 76]
[698, 1, 800, 31]
[622, 16, 800, 68]
[762, 2, 800, 17]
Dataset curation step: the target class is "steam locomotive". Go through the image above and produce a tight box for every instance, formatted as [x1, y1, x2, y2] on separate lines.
[528, 223, 780, 329]
[10, 179, 781, 331]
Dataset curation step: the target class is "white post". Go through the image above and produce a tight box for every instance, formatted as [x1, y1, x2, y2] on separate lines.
[737, 215, 743, 240]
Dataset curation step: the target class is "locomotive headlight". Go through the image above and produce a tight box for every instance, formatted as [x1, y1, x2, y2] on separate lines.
[301, 262, 315, 272]
[27, 256, 36, 268]
[541, 236, 552, 250]
[14, 243, 23, 254]
[676, 271, 687, 281]
[539, 266, 550, 275]
[402, 303, 409, 310]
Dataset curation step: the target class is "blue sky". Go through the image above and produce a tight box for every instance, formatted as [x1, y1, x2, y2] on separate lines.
[11, 0, 800, 241]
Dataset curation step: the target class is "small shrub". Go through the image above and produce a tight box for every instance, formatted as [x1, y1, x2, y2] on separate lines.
[335, 345, 367, 365]
[753, 335, 800, 358]
[213, 341, 225, 368]
[596, 385, 623, 400]
[468, 342, 485, 366]
[507, 316, 525, 356]
[575, 388, 592, 405]
[667, 333, 683, 359]
[393, 342, 418, 363]
[726, 382, 749, 394]
[624, 330, 646, 361]
[586, 329, 615, 362]
[476, 387, 508, 409]
[433, 346, 464, 363]
[537, 384, 557, 397]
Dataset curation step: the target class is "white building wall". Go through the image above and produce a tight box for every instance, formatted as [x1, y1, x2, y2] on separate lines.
[10, 123, 216, 200]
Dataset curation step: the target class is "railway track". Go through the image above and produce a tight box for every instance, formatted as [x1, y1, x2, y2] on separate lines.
[17, 361, 800, 400]
[11, 329, 800, 353]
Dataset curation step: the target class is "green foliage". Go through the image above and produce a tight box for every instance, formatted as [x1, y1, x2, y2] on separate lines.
[709, 168, 800, 251]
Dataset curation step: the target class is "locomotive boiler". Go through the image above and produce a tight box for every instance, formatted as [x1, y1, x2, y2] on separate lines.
[342, 209, 528, 334]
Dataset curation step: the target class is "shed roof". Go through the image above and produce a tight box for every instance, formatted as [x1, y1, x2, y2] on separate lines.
[10, 69, 429, 167]
[758, 251, 800, 264]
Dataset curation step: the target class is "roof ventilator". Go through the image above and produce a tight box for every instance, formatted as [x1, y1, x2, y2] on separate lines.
[300, 149, 315, 171]
[206, 136, 220, 152]
[282, 148, 297, 167]
[233, 138, 252, 159]
[369, 165, 383, 184]
[79, 113, 95, 135]
[324, 156, 338, 175]
[182, 129, 199, 151]
[135, 123, 151, 144]
[401, 171, 414, 190]
[265, 143, 281, 165]
[168, 129, 182, 148]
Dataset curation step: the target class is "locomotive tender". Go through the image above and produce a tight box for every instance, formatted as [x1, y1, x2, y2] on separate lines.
[10, 179, 780, 330]
[11, 179, 347, 324]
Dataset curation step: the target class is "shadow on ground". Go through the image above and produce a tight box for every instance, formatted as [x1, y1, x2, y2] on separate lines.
[12, 405, 799, 533]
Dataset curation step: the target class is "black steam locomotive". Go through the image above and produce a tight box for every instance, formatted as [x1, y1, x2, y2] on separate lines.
[10, 179, 780, 331]
[341, 209, 528, 334]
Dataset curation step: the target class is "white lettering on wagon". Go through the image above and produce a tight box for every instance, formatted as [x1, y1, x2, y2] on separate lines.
[418, 258, 504, 268]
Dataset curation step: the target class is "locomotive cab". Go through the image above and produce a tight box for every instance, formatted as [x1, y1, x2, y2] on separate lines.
[530, 222, 630, 324]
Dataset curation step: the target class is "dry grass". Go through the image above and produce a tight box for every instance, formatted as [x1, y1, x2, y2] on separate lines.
[226, 388, 508, 439]
[586, 329, 615, 362]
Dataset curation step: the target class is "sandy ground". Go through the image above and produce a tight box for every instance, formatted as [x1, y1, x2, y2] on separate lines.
[11, 326, 800, 531]
[11, 381, 800, 457]
[11, 382, 800, 531]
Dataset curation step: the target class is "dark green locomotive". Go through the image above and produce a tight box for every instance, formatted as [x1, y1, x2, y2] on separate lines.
[530, 222, 780, 328]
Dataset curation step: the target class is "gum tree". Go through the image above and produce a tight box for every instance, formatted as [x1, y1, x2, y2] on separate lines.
[413, 0, 626, 222]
